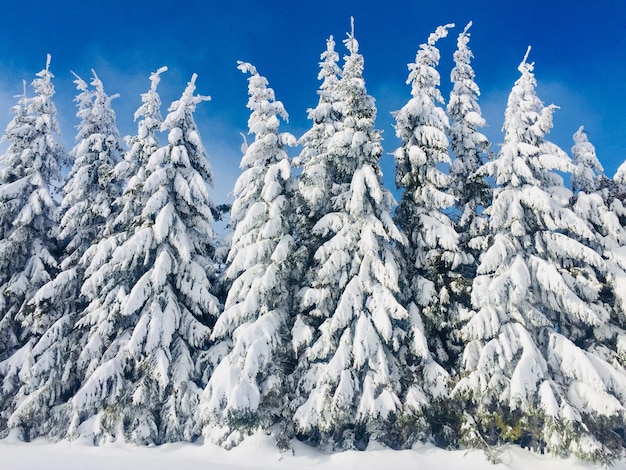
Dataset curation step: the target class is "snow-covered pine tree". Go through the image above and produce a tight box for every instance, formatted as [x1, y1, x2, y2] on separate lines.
[0, 71, 122, 439]
[456, 50, 626, 463]
[291, 22, 417, 450]
[0, 56, 68, 436]
[447, 22, 491, 266]
[570, 127, 626, 375]
[291, 35, 345, 303]
[571, 126, 604, 195]
[608, 164, 626, 231]
[615, 160, 626, 188]
[201, 63, 296, 448]
[68, 72, 219, 445]
[58, 71, 123, 266]
[392, 24, 460, 399]
[296, 35, 343, 228]
[445, 23, 492, 394]
[2, 69, 167, 441]
[113, 66, 168, 232]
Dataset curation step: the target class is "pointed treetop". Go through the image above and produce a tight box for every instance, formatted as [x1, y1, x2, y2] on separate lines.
[520, 46, 533, 73]
[90, 70, 120, 101]
[90, 69, 102, 89]
[463, 21, 473, 35]
[572, 125, 604, 193]
[70, 71, 88, 92]
[326, 35, 335, 52]
[345, 16, 359, 55]
[150, 66, 168, 92]
[32, 56, 56, 100]
[238, 61, 289, 126]
[237, 61, 257, 76]
[428, 23, 455, 46]
[131, 66, 167, 123]
[167, 73, 211, 118]
[406, 23, 453, 100]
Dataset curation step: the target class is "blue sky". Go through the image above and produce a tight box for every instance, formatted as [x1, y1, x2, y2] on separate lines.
[1, 0, 625, 204]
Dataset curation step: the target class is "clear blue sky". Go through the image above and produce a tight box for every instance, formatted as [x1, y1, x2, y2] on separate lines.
[1, 0, 625, 203]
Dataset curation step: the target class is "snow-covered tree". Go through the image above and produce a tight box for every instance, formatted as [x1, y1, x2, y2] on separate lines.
[296, 35, 343, 227]
[2, 69, 167, 441]
[202, 63, 296, 448]
[66, 73, 220, 444]
[571, 126, 604, 195]
[58, 71, 123, 266]
[113, 66, 168, 232]
[456, 50, 626, 463]
[447, 22, 491, 263]
[0, 71, 122, 439]
[0, 56, 67, 435]
[291, 23, 420, 450]
[570, 127, 626, 374]
[393, 24, 464, 375]
[444, 22, 492, 385]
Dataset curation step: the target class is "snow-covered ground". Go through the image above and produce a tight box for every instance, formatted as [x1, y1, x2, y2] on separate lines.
[0, 433, 620, 470]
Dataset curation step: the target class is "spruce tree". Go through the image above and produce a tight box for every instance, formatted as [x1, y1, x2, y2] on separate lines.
[1, 71, 122, 439]
[4, 69, 166, 441]
[571, 127, 604, 194]
[609, 153, 626, 220]
[67, 73, 219, 444]
[447, 22, 491, 265]
[615, 161, 626, 187]
[296, 35, 343, 227]
[59, 71, 123, 265]
[292, 23, 416, 450]
[0, 57, 67, 435]
[456, 50, 626, 463]
[393, 24, 460, 381]
[445, 22, 492, 386]
[201, 63, 296, 448]
[570, 128, 626, 372]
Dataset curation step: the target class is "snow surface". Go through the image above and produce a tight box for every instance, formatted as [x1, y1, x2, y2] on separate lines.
[0, 433, 620, 470]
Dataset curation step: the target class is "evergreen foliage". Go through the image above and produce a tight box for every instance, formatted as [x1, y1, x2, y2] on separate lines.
[455, 49, 626, 462]
[68, 72, 220, 444]
[0, 56, 68, 435]
[0, 22, 625, 466]
[393, 24, 460, 388]
[291, 22, 414, 450]
[447, 22, 491, 266]
[201, 63, 296, 448]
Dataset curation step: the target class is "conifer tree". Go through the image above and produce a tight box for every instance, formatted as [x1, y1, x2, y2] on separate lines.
[59, 71, 123, 267]
[0, 57, 67, 434]
[447, 22, 491, 263]
[608, 151, 626, 211]
[615, 161, 626, 187]
[393, 24, 462, 374]
[571, 127, 604, 194]
[113, 66, 169, 232]
[456, 50, 626, 463]
[445, 22, 492, 379]
[0, 71, 121, 439]
[3, 69, 166, 441]
[570, 128, 626, 370]
[296, 35, 343, 227]
[292, 22, 417, 449]
[67, 73, 219, 444]
[202, 63, 296, 448]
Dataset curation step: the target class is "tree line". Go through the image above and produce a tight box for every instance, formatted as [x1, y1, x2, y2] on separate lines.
[1, 21, 626, 465]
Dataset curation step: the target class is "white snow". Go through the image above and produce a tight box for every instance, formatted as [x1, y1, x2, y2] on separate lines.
[0, 433, 618, 470]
